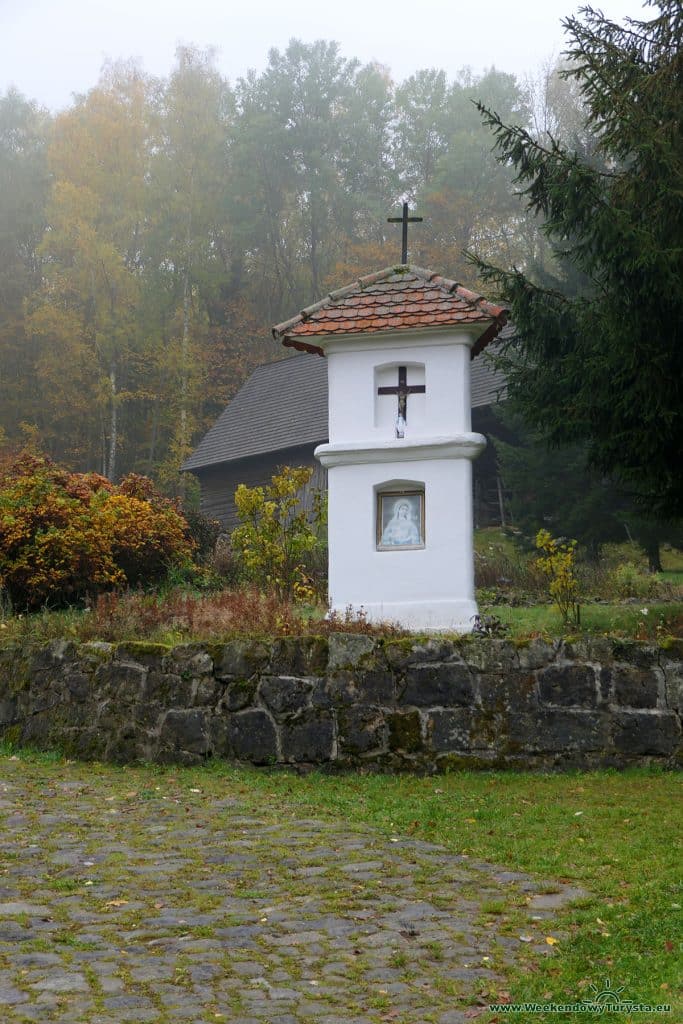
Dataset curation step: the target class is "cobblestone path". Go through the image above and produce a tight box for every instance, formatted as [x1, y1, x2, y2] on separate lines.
[0, 756, 584, 1023]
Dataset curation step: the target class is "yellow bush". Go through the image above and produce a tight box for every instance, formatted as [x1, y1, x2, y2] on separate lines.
[0, 453, 193, 609]
[231, 466, 323, 600]
[535, 529, 581, 628]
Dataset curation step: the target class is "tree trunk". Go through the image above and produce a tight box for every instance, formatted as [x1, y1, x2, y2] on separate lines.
[496, 473, 507, 529]
[148, 392, 160, 471]
[178, 266, 191, 498]
[645, 539, 663, 574]
[107, 363, 117, 481]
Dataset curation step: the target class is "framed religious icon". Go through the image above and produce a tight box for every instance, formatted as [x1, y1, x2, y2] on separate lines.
[376, 491, 425, 551]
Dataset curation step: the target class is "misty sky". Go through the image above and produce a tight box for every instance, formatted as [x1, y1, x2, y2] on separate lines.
[2, 0, 650, 111]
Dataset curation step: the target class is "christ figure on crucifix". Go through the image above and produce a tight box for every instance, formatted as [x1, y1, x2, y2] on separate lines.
[377, 366, 426, 439]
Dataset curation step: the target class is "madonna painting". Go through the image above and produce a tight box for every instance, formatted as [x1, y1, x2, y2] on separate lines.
[377, 491, 424, 550]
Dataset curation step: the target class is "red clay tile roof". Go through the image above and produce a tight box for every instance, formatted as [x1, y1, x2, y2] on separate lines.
[271, 265, 508, 358]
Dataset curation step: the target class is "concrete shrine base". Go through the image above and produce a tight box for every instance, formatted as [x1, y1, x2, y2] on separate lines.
[330, 597, 481, 633]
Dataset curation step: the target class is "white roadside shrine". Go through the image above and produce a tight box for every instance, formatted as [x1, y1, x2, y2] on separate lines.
[272, 264, 508, 632]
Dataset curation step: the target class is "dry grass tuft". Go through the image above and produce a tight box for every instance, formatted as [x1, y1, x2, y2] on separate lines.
[83, 588, 408, 643]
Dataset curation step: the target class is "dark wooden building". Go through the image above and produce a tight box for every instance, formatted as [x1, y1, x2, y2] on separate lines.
[183, 336, 510, 530]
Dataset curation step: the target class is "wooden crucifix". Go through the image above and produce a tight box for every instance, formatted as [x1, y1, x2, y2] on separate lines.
[387, 202, 423, 265]
[378, 366, 426, 438]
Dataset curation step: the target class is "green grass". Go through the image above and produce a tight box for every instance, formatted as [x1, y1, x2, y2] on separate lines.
[480, 600, 683, 640]
[474, 526, 524, 560]
[211, 764, 681, 1021]
[2, 748, 681, 1022]
[660, 570, 683, 586]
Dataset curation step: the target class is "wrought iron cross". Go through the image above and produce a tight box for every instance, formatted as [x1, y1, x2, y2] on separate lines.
[387, 202, 423, 264]
[378, 366, 426, 436]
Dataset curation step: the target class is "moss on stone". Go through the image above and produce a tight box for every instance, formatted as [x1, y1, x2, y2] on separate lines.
[327, 633, 377, 671]
[115, 641, 171, 659]
[1, 723, 22, 747]
[225, 677, 258, 711]
[436, 753, 493, 772]
[658, 636, 683, 656]
[388, 710, 422, 753]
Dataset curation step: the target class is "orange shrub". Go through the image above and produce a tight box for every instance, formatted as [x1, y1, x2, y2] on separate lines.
[0, 453, 194, 610]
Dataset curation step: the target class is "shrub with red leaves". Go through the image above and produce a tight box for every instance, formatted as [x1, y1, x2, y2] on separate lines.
[0, 452, 194, 610]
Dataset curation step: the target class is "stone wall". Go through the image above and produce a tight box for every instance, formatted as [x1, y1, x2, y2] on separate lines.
[0, 635, 681, 769]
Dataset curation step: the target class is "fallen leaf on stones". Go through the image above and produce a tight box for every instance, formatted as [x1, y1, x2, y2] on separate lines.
[125, 791, 138, 798]
[464, 1009, 484, 1019]
[105, 899, 129, 907]
[519, 935, 533, 942]
[545, 936, 559, 945]
[154, 902, 164, 909]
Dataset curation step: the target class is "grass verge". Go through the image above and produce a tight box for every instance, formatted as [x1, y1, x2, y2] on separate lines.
[2, 746, 680, 1021]
[209, 763, 683, 1021]
[482, 601, 683, 642]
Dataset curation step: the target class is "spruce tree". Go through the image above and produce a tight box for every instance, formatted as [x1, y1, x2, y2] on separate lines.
[469, 2, 682, 518]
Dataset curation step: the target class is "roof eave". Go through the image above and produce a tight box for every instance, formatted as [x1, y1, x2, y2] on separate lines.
[470, 311, 509, 358]
[181, 435, 328, 474]
[280, 315, 509, 356]
[282, 337, 325, 356]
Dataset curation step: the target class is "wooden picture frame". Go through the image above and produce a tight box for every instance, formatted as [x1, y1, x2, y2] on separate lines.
[376, 491, 425, 551]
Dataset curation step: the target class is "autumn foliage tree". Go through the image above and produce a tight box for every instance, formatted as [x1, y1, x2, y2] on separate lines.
[0, 43, 539, 488]
[0, 453, 194, 610]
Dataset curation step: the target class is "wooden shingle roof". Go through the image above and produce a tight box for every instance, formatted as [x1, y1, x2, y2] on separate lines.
[272, 265, 508, 357]
[182, 355, 328, 472]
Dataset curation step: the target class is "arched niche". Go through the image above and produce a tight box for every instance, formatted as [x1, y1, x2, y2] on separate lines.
[373, 362, 426, 435]
[374, 478, 425, 550]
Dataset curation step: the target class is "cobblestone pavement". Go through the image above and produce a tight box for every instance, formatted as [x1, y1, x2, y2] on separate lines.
[0, 757, 585, 1023]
